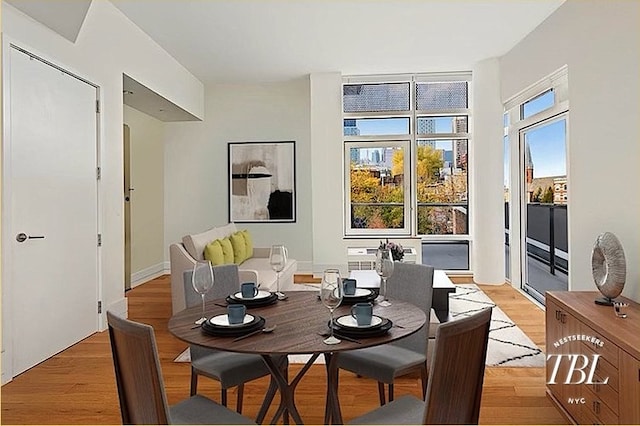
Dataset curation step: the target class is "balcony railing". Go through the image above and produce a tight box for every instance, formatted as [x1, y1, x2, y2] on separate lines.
[350, 201, 468, 235]
[505, 202, 568, 274]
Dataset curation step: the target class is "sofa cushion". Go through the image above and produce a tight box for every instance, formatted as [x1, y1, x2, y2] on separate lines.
[230, 232, 247, 264]
[182, 223, 238, 260]
[218, 237, 235, 264]
[241, 229, 254, 259]
[204, 240, 225, 266]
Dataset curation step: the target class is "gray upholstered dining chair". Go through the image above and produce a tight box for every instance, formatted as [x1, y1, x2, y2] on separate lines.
[348, 307, 492, 425]
[107, 311, 255, 425]
[337, 262, 435, 405]
[183, 264, 285, 420]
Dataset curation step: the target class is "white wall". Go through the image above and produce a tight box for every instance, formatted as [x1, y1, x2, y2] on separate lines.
[124, 106, 165, 285]
[164, 79, 313, 268]
[500, 0, 640, 301]
[2, 0, 204, 322]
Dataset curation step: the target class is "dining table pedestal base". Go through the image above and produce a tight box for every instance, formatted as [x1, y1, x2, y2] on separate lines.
[260, 353, 320, 424]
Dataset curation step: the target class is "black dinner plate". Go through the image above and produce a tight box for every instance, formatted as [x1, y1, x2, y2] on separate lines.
[329, 316, 392, 338]
[226, 292, 278, 307]
[202, 315, 265, 337]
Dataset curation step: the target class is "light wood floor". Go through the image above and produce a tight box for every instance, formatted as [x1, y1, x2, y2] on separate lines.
[1, 274, 566, 425]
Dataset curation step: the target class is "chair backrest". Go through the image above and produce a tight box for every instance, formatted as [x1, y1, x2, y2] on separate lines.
[183, 264, 240, 360]
[183, 263, 241, 306]
[386, 262, 435, 354]
[423, 307, 492, 425]
[107, 311, 171, 425]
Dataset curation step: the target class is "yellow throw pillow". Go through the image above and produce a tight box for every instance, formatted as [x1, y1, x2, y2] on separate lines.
[218, 237, 235, 264]
[230, 231, 247, 264]
[241, 229, 254, 259]
[204, 240, 224, 266]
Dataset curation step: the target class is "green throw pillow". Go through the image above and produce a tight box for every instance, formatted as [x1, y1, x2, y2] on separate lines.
[218, 237, 235, 264]
[204, 240, 224, 265]
[230, 231, 247, 264]
[241, 229, 254, 259]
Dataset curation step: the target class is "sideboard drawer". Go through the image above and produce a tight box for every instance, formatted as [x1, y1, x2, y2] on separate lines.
[581, 322, 619, 368]
[583, 345, 619, 392]
[585, 380, 619, 416]
[582, 384, 619, 424]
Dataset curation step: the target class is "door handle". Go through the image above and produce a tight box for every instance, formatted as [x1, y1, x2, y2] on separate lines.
[16, 233, 45, 242]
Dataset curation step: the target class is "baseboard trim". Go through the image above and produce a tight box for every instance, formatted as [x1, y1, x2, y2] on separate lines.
[131, 263, 167, 288]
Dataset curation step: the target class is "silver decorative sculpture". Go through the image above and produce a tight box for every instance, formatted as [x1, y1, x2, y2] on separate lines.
[591, 232, 626, 306]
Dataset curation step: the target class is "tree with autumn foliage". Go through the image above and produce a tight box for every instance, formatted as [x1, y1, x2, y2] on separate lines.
[349, 144, 467, 233]
[350, 167, 404, 228]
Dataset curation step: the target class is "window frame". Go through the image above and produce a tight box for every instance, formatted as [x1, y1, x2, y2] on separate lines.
[342, 73, 472, 242]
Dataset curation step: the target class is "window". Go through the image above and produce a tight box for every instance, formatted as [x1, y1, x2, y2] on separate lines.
[343, 74, 472, 267]
[344, 118, 410, 136]
[415, 139, 468, 235]
[344, 82, 410, 112]
[346, 142, 410, 233]
[521, 89, 554, 119]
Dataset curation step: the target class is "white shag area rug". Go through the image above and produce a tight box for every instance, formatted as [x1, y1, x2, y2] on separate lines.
[451, 284, 544, 367]
[174, 283, 544, 368]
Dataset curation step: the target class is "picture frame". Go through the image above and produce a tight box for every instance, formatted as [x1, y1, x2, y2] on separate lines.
[228, 141, 296, 223]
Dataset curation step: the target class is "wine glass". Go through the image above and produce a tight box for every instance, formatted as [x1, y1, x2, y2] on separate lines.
[192, 260, 214, 325]
[269, 244, 288, 300]
[320, 269, 343, 345]
[375, 247, 394, 307]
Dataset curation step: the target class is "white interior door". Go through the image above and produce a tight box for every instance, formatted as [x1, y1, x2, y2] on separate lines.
[5, 47, 99, 377]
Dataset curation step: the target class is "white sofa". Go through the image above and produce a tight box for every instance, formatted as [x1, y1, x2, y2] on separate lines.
[169, 223, 297, 314]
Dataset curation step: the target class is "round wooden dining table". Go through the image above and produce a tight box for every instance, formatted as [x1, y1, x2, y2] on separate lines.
[168, 290, 426, 425]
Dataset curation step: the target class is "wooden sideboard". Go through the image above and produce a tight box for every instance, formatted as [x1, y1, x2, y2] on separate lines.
[546, 291, 640, 424]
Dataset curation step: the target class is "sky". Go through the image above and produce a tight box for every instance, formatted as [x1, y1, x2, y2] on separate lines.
[525, 119, 567, 178]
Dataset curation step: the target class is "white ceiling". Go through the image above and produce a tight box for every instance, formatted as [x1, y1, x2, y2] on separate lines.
[5, 0, 565, 121]
[5, 0, 91, 42]
[110, 0, 565, 85]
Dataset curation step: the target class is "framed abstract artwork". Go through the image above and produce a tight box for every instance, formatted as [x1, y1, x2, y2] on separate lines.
[228, 141, 296, 223]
